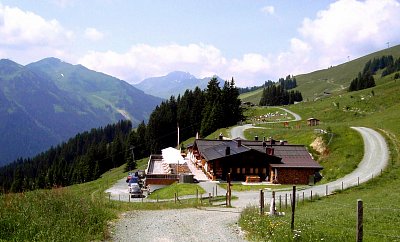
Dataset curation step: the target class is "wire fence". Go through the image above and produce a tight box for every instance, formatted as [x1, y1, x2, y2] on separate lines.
[258, 186, 400, 241]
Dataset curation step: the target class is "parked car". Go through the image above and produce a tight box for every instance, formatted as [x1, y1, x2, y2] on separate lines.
[129, 183, 143, 198]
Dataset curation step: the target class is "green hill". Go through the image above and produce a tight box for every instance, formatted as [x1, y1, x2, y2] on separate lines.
[240, 44, 400, 104]
[238, 62, 400, 240]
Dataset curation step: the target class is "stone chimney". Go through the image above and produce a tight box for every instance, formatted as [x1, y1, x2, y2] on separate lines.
[266, 147, 274, 156]
[225, 146, 230, 156]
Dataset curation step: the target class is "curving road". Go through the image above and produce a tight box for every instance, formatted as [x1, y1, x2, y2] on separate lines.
[230, 107, 301, 139]
[230, 126, 389, 208]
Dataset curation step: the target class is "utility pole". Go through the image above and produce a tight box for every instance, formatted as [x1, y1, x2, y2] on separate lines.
[177, 123, 180, 150]
[130, 146, 135, 171]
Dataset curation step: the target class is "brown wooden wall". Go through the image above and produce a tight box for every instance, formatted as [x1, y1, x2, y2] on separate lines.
[274, 168, 317, 184]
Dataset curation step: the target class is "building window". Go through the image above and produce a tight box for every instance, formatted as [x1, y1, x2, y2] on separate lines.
[250, 168, 254, 174]
[237, 167, 241, 174]
[242, 167, 246, 174]
[263, 168, 267, 174]
[255, 168, 259, 174]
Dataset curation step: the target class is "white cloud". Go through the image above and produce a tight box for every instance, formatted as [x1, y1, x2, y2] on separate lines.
[296, 0, 400, 69]
[79, 0, 400, 87]
[0, 5, 73, 47]
[0, 4, 74, 63]
[261, 5, 275, 15]
[84, 27, 104, 41]
[78, 43, 230, 84]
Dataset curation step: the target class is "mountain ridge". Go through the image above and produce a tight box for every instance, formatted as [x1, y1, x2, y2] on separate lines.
[0, 58, 162, 166]
[134, 71, 224, 98]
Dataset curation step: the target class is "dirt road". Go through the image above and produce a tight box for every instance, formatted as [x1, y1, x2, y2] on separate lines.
[110, 208, 245, 242]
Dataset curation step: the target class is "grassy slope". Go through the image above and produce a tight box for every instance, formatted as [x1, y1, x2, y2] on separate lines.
[239, 73, 400, 240]
[240, 44, 400, 103]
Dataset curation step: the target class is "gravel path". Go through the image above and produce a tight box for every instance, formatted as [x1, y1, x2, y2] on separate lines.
[110, 208, 245, 242]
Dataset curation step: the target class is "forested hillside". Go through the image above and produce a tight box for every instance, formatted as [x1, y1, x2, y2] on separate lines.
[0, 77, 243, 193]
[0, 121, 133, 193]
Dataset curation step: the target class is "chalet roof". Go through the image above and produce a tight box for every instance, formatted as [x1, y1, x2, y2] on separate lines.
[202, 142, 250, 160]
[194, 139, 249, 161]
[194, 138, 322, 170]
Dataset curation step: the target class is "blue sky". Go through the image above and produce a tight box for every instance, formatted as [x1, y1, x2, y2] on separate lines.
[0, 0, 399, 87]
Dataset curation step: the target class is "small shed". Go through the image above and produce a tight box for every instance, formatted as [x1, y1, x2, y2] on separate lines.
[307, 118, 320, 126]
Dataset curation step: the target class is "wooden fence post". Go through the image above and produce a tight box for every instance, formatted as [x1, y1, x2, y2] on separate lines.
[291, 186, 296, 231]
[128, 194, 130, 203]
[209, 193, 212, 205]
[260, 189, 264, 215]
[174, 193, 177, 204]
[302, 192, 304, 204]
[196, 189, 198, 203]
[357, 199, 363, 242]
[342, 181, 344, 191]
[285, 193, 288, 209]
[271, 191, 276, 216]
[227, 173, 232, 207]
[358, 177, 360, 186]
[310, 190, 313, 202]
[216, 185, 218, 197]
[326, 185, 328, 196]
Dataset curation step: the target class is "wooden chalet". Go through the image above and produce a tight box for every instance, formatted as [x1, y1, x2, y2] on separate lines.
[188, 137, 323, 185]
[307, 118, 320, 126]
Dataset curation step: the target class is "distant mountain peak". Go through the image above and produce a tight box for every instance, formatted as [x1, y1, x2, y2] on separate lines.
[134, 71, 224, 98]
[166, 71, 195, 79]
[0, 59, 23, 76]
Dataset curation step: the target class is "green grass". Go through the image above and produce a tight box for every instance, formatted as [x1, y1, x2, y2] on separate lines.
[240, 88, 264, 104]
[205, 127, 232, 139]
[0, 189, 114, 242]
[147, 182, 205, 199]
[240, 44, 400, 103]
[238, 62, 400, 241]
[243, 106, 295, 123]
[0, 157, 205, 241]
